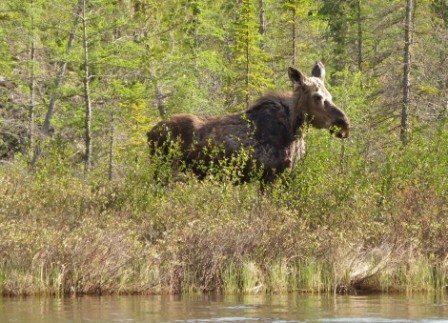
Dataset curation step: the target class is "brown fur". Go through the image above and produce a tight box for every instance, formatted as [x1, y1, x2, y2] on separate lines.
[147, 63, 350, 183]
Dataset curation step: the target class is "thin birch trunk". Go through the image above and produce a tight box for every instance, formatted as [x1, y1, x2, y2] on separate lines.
[108, 110, 114, 181]
[401, 0, 413, 145]
[291, 3, 297, 66]
[245, 27, 250, 110]
[443, 2, 448, 120]
[149, 66, 167, 119]
[258, 0, 267, 50]
[29, 0, 36, 152]
[31, 1, 82, 166]
[156, 84, 167, 119]
[82, 0, 92, 172]
[356, 0, 363, 72]
[42, 1, 82, 136]
[258, 0, 266, 35]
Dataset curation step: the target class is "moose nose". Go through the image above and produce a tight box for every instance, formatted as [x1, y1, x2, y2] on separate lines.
[336, 128, 349, 139]
[334, 118, 350, 139]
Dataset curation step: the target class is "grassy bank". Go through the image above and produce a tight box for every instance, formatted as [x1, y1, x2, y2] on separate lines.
[1, 128, 448, 296]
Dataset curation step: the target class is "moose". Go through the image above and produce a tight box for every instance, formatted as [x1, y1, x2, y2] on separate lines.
[147, 62, 349, 184]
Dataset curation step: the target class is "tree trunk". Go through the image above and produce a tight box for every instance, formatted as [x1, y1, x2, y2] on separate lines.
[42, 1, 82, 136]
[187, 1, 200, 70]
[443, 1, 448, 120]
[356, 0, 363, 72]
[29, 1, 36, 152]
[31, 1, 82, 166]
[258, 0, 267, 49]
[291, 3, 297, 66]
[149, 66, 167, 119]
[155, 84, 167, 119]
[108, 109, 115, 181]
[82, 0, 92, 172]
[401, 0, 413, 145]
[245, 26, 250, 110]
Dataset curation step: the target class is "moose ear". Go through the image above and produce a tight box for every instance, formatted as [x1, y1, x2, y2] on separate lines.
[288, 67, 305, 87]
[311, 61, 325, 81]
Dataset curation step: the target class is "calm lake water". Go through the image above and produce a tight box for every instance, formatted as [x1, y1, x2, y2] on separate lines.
[1, 293, 448, 322]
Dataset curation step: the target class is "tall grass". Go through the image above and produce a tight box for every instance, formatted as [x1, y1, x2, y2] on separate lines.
[0, 122, 447, 296]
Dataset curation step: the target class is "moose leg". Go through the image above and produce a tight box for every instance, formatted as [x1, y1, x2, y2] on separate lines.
[258, 167, 277, 194]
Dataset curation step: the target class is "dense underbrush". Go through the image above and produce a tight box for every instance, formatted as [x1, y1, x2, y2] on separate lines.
[1, 126, 447, 296]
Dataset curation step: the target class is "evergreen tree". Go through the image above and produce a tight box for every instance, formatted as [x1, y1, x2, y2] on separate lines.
[229, 0, 273, 110]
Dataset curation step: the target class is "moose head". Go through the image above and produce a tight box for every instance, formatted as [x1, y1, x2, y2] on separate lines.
[288, 62, 350, 139]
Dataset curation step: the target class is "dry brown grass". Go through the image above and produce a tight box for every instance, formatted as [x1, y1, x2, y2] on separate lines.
[1, 144, 447, 296]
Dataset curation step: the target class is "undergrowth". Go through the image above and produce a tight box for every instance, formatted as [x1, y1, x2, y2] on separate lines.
[0, 125, 447, 296]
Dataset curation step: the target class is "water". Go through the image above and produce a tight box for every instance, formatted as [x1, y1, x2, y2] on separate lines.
[1, 293, 447, 322]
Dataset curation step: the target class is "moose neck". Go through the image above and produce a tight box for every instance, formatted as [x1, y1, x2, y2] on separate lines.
[289, 92, 307, 139]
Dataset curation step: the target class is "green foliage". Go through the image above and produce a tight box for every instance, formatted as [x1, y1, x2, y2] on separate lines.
[227, 0, 274, 110]
[432, 0, 448, 27]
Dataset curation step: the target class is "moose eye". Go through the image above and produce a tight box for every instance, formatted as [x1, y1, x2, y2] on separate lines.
[313, 94, 323, 102]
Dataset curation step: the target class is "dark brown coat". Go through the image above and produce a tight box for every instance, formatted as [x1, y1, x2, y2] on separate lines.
[148, 63, 350, 183]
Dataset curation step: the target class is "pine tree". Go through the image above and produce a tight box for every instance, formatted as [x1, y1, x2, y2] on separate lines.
[229, 0, 273, 110]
